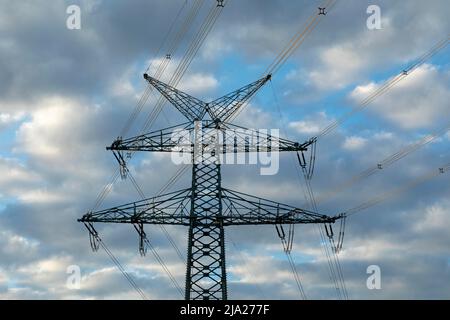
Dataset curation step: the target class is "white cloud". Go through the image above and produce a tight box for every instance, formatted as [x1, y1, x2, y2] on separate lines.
[0, 157, 44, 201]
[14, 96, 105, 170]
[349, 64, 450, 129]
[373, 131, 394, 141]
[228, 254, 294, 285]
[233, 103, 274, 128]
[289, 112, 332, 135]
[414, 202, 450, 233]
[0, 230, 40, 257]
[145, 58, 218, 97]
[17, 189, 67, 204]
[289, 121, 321, 135]
[0, 112, 25, 127]
[309, 46, 364, 90]
[342, 136, 367, 150]
[178, 73, 218, 96]
[109, 67, 139, 98]
[0, 158, 39, 186]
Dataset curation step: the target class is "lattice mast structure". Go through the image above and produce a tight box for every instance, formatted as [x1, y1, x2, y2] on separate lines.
[79, 73, 342, 300]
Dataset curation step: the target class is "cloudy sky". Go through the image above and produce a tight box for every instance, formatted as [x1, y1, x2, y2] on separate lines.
[0, 0, 449, 299]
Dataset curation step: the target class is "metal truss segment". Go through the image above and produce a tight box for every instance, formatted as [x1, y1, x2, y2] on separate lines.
[107, 120, 315, 155]
[185, 162, 227, 300]
[207, 74, 272, 121]
[78, 188, 192, 225]
[144, 74, 207, 121]
[220, 188, 340, 225]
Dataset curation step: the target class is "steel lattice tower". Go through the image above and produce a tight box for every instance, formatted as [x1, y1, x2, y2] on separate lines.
[79, 73, 342, 300]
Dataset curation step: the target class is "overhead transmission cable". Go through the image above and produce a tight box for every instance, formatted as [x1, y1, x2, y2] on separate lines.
[230, 0, 337, 122]
[273, 37, 449, 299]
[291, 37, 449, 299]
[270, 80, 345, 300]
[297, 38, 449, 298]
[218, 1, 344, 299]
[127, 170, 186, 263]
[265, 0, 337, 76]
[91, 0, 203, 212]
[83, 224, 148, 300]
[344, 162, 450, 217]
[302, 171, 349, 300]
[315, 123, 450, 206]
[90, 3, 225, 295]
[90, 0, 220, 214]
[141, 1, 224, 133]
[90, 2, 223, 274]
[263, 3, 347, 299]
[121, 0, 193, 137]
[98, 240, 148, 299]
[127, 170, 184, 297]
[227, 239, 268, 299]
[270, 81, 310, 299]
[86, 0, 211, 297]
[258, 0, 359, 300]
[96, 2, 224, 215]
[316, 37, 449, 139]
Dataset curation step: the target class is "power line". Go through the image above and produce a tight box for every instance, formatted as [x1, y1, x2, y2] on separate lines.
[141, 1, 224, 133]
[128, 172, 185, 262]
[83, 223, 148, 300]
[228, 238, 268, 299]
[90, 0, 202, 212]
[89, 0, 219, 220]
[304, 177, 349, 300]
[345, 161, 450, 217]
[88, 0, 225, 231]
[85, 2, 216, 299]
[317, 37, 449, 139]
[230, 0, 339, 123]
[127, 171, 184, 297]
[121, 0, 192, 138]
[315, 123, 450, 206]
[265, 0, 338, 76]
[269, 81, 309, 300]
[270, 80, 347, 300]
[143, 238, 184, 297]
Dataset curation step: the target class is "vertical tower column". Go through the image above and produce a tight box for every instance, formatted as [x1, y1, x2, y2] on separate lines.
[185, 123, 227, 300]
[185, 163, 227, 300]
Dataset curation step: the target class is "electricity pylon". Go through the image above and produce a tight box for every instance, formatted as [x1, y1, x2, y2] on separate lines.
[79, 73, 343, 300]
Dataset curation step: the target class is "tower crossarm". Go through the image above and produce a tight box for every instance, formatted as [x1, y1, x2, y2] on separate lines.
[220, 188, 341, 225]
[220, 122, 315, 152]
[107, 120, 313, 154]
[78, 188, 192, 225]
[207, 74, 272, 122]
[77, 187, 340, 226]
[144, 74, 207, 121]
[107, 122, 192, 152]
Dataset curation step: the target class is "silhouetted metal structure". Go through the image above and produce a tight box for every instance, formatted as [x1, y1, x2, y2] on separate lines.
[79, 73, 342, 300]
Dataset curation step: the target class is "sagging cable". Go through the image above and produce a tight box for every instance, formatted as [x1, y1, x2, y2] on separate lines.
[325, 223, 334, 239]
[84, 222, 100, 252]
[133, 223, 148, 257]
[335, 214, 346, 254]
[286, 224, 295, 253]
[307, 138, 317, 180]
[110, 138, 128, 179]
[296, 137, 317, 180]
